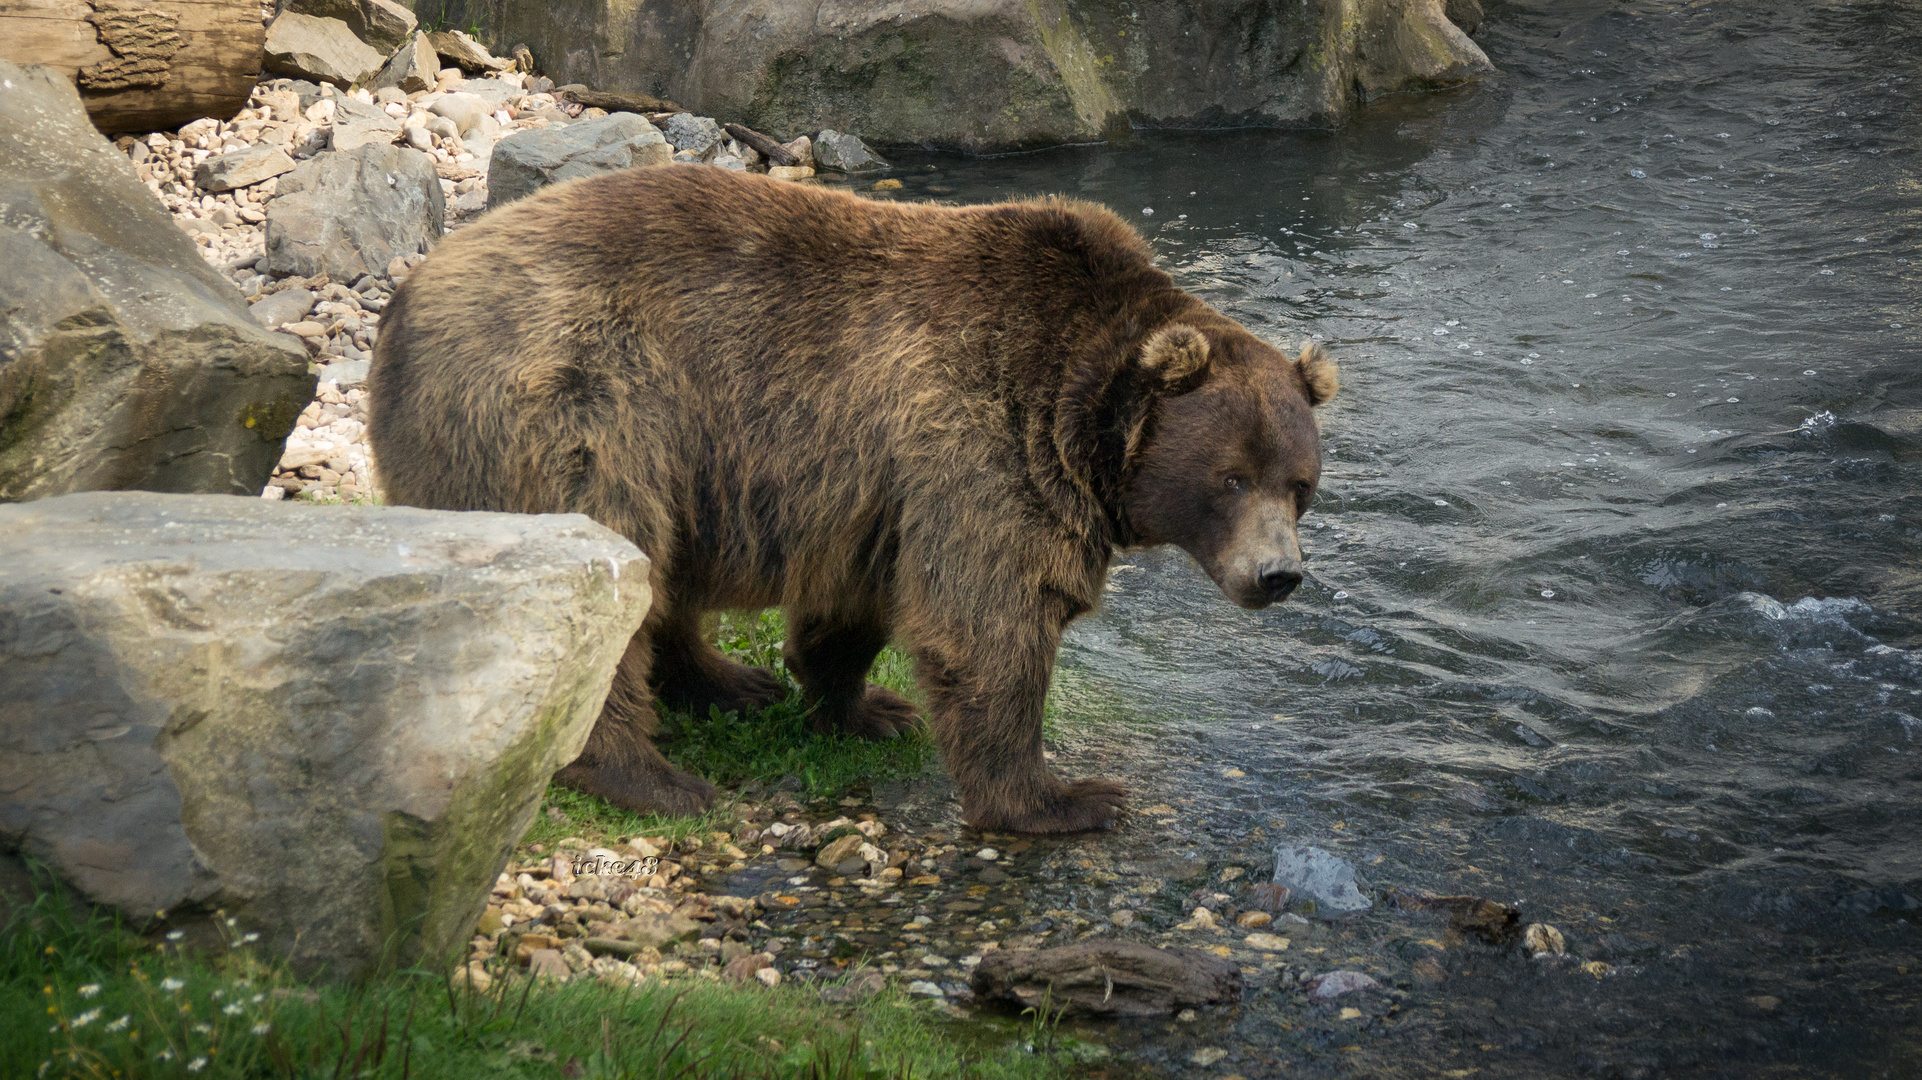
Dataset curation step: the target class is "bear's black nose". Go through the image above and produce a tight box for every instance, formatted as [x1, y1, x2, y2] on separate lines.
[1258, 560, 1303, 601]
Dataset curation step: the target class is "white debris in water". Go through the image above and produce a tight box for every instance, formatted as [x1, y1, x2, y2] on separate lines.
[1333, 591, 1349, 600]
[1800, 411, 1837, 435]
[1140, 207, 1153, 215]
[1541, 589, 1556, 598]
[1629, 168, 1647, 178]
[1434, 499, 1449, 506]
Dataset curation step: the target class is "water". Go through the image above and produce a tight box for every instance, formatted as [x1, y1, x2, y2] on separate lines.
[854, 2, 1920, 1075]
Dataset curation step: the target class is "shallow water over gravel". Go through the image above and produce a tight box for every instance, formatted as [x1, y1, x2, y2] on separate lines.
[861, 2, 1921, 1075]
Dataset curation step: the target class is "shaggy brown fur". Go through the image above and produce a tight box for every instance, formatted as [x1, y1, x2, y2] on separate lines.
[368, 166, 1336, 833]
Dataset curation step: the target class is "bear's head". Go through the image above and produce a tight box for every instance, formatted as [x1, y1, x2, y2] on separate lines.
[1123, 323, 1339, 609]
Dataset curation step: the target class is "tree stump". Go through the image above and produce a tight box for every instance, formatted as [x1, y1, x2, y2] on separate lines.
[0, 0, 264, 133]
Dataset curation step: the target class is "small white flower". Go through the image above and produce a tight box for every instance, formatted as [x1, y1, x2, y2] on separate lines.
[106, 1015, 130, 1032]
[161, 978, 185, 993]
[157, 1049, 175, 1062]
[211, 989, 224, 1000]
[223, 1002, 244, 1016]
[187, 1056, 208, 1072]
[224, 917, 238, 929]
[166, 931, 185, 942]
[192, 1023, 212, 1035]
[241, 932, 260, 944]
[78, 984, 101, 999]
[72, 1008, 101, 1028]
[252, 1022, 271, 1036]
[250, 993, 264, 1004]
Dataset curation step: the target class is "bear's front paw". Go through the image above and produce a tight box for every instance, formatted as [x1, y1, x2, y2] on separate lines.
[556, 759, 716, 816]
[978, 778, 1128, 835]
[812, 685, 921, 740]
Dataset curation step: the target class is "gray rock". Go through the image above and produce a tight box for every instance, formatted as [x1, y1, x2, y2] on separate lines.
[447, 78, 522, 108]
[316, 358, 369, 385]
[249, 287, 316, 328]
[283, 0, 418, 53]
[1445, 0, 1484, 36]
[0, 61, 312, 502]
[429, 92, 492, 135]
[429, 29, 505, 73]
[263, 143, 444, 280]
[661, 112, 723, 156]
[264, 12, 387, 89]
[1272, 845, 1372, 914]
[330, 117, 403, 152]
[452, 0, 1492, 153]
[195, 144, 298, 192]
[811, 130, 886, 173]
[1306, 970, 1381, 1001]
[487, 113, 670, 209]
[373, 32, 439, 94]
[0, 491, 652, 981]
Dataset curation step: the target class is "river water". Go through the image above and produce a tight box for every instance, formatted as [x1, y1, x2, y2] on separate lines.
[853, 2, 1922, 1076]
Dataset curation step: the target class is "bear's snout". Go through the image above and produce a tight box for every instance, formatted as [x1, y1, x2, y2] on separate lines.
[1256, 558, 1304, 603]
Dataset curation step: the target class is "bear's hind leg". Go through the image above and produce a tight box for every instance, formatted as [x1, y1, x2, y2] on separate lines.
[650, 610, 788, 717]
[783, 615, 921, 739]
[556, 635, 717, 815]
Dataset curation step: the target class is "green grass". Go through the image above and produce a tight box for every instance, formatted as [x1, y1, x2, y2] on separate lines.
[4, 870, 1066, 1080]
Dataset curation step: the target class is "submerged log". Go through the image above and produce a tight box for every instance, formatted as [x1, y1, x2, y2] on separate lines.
[0, 0, 263, 133]
[970, 941, 1242, 1017]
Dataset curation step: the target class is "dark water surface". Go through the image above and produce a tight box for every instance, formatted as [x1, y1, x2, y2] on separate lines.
[851, 1, 1922, 1076]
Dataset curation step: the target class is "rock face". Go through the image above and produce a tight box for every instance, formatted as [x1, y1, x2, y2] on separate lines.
[263, 11, 386, 88]
[0, 61, 313, 502]
[971, 941, 1243, 1017]
[487, 113, 670, 208]
[263, 143, 444, 279]
[414, 0, 1494, 151]
[0, 491, 652, 980]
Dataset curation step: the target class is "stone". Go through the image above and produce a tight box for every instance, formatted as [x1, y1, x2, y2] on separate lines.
[971, 942, 1242, 1017]
[317, 359, 370, 386]
[765, 165, 813, 181]
[456, 962, 493, 993]
[373, 33, 439, 94]
[614, 909, 701, 949]
[284, 0, 418, 54]
[0, 61, 312, 501]
[264, 13, 386, 89]
[821, 969, 885, 1003]
[1243, 933, 1290, 952]
[528, 949, 571, 980]
[263, 143, 444, 280]
[429, 93, 493, 136]
[815, 833, 867, 874]
[754, 966, 781, 987]
[0, 491, 651, 980]
[429, 30, 506, 73]
[660, 113, 724, 156]
[811, 130, 886, 173]
[330, 117, 403, 152]
[1306, 970, 1380, 1002]
[1272, 845, 1371, 914]
[486, 113, 670, 209]
[249, 287, 316, 328]
[449, 0, 1493, 153]
[1522, 923, 1566, 958]
[779, 135, 811, 168]
[448, 78, 521, 108]
[195, 145, 298, 192]
[1445, 0, 1484, 36]
[906, 980, 944, 997]
[1235, 910, 1272, 928]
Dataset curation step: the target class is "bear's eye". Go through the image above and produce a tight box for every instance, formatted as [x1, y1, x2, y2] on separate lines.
[1224, 475, 1246, 491]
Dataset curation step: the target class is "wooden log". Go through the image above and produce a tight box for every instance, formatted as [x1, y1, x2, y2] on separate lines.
[558, 86, 682, 115]
[722, 122, 797, 167]
[0, 0, 263, 133]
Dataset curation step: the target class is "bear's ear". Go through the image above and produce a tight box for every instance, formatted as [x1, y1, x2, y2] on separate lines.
[1297, 343, 1338, 406]
[1138, 323, 1211, 387]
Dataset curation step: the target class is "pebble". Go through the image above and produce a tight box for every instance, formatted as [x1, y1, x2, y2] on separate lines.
[1306, 970, 1380, 1002]
[1243, 933, 1290, 952]
[1522, 923, 1566, 958]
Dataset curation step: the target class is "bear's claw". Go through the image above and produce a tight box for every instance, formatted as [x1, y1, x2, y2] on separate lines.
[813, 685, 921, 740]
[976, 777, 1129, 835]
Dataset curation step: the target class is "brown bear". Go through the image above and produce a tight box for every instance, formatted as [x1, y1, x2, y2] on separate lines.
[368, 166, 1337, 834]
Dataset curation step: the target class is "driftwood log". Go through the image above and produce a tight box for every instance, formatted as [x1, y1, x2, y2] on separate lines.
[558, 86, 682, 115]
[970, 941, 1243, 1017]
[722, 122, 797, 167]
[0, 0, 263, 133]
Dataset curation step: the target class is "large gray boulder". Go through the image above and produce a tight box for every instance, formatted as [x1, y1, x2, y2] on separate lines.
[0, 61, 313, 503]
[264, 12, 387, 89]
[415, 0, 1494, 152]
[0, 492, 652, 980]
[487, 113, 671, 209]
[373, 32, 440, 94]
[264, 143, 444, 279]
[282, 0, 420, 54]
